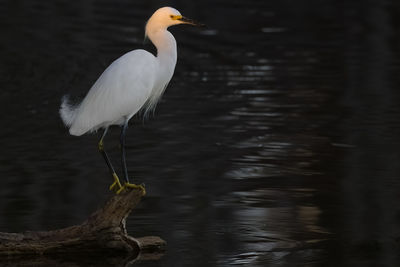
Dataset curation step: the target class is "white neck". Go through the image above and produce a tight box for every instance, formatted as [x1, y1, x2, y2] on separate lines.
[149, 29, 177, 64]
[143, 29, 178, 113]
[146, 29, 177, 85]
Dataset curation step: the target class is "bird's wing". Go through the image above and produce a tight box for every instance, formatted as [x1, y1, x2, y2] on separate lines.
[69, 49, 157, 135]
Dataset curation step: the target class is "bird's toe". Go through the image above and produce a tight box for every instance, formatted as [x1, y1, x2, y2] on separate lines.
[121, 183, 146, 196]
[109, 173, 123, 192]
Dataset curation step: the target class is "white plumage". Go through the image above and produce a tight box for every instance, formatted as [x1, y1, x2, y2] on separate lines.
[61, 50, 157, 136]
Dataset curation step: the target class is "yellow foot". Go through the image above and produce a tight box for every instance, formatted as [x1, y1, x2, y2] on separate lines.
[109, 173, 146, 195]
[109, 173, 123, 192]
[116, 182, 146, 196]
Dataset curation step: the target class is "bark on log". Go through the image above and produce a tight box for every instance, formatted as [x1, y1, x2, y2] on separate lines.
[0, 188, 165, 258]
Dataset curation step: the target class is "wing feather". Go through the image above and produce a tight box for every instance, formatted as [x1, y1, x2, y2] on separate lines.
[67, 50, 156, 136]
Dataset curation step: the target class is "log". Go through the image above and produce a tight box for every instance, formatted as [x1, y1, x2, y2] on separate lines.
[0, 188, 166, 260]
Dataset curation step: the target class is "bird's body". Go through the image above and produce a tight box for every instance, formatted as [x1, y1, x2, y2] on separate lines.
[61, 8, 180, 136]
[61, 49, 157, 135]
[59, 7, 202, 194]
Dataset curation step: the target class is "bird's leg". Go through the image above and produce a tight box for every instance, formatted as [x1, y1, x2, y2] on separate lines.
[119, 121, 146, 196]
[98, 127, 123, 193]
[120, 121, 130, 183]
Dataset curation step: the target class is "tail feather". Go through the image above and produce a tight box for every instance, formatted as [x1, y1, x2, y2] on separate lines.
[59, 95, 78, 127]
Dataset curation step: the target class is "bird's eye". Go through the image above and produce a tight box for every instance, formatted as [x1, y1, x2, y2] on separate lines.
[170, 15, 174, 18]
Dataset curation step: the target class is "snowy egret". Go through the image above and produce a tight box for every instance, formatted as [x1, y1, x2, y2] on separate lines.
[60, 7, 203, 195]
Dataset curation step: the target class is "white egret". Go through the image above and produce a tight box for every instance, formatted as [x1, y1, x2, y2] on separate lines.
[60, 7, 203, 195]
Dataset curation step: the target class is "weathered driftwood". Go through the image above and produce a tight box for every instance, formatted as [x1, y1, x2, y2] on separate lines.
[0, 188, 165, 258]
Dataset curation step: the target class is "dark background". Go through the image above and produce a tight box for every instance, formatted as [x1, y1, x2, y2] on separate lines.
[1, 0, 400, 266]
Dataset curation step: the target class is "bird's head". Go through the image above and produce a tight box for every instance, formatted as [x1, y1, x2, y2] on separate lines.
[145, 7, 203, 37]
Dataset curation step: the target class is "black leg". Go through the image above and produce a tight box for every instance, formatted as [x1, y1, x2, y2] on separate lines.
[117, 121, 146, 196]
[98, 127, 117, 175]
[98, 126, 123, 192]
[120, 120, 130, 183]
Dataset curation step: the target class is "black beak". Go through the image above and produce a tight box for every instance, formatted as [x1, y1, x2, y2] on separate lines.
[178, 16, 205, 27]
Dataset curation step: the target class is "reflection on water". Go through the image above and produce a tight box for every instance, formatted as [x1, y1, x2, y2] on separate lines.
[1, 0, 400, 266]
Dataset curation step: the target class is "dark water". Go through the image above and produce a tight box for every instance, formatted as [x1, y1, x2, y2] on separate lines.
[1, 0, 400, 266]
